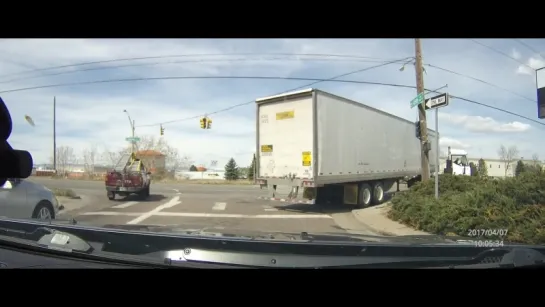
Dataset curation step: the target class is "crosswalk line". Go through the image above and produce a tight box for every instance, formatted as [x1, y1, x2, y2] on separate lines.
[212, 202, 227, 211]
[111, 201, 139, 209]
[262, 205, 278, 211]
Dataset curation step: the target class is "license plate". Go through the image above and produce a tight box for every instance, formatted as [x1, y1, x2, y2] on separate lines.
[119, 187, 127, 191]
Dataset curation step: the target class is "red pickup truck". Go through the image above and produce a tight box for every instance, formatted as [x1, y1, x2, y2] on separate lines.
[105, 153, 151, 200]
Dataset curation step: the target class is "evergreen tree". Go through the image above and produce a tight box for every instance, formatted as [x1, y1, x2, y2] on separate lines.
[189, 165, 197, 172]
[478, 158, 488, 177]
[247, 154, 256, 180]
[469, 162, 478, 176]
[515, 160, 525, 177]
[224, 158, 239, 180]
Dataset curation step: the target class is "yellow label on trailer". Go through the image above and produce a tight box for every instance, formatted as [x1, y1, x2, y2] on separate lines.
[261, 145, 273, 153]
[302, 151, 312, 166]
[276, 110, 295, 120]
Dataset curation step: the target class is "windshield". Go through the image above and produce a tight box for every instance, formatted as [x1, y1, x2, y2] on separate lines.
[2, 38, 544, 264]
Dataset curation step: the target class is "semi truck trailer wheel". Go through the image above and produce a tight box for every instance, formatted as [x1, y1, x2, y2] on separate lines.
[372, 182, 384, 204]
[357, 183, 372, 208]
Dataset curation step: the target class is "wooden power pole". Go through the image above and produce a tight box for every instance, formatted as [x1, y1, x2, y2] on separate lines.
[53, 96, 57, 172]
[414, 39, 430, 181]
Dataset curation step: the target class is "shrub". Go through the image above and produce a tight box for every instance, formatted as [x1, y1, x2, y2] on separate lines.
[52, 188, 78, 198]
[388, 173, 545, 245]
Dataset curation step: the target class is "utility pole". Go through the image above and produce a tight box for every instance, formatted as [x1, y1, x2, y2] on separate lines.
[414, 39, 430, 181]
[53, 96, 57, 172]
[132, 119, 136, 153]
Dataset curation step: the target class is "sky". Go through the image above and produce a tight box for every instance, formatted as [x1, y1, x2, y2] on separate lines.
[1, 38, 544, 169]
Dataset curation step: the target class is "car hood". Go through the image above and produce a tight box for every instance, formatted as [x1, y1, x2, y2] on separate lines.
[100, 224, 472, 245]
[19, 180, 51, 193]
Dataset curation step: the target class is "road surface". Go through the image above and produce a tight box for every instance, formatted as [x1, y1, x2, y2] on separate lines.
[30, 178, 379, 235]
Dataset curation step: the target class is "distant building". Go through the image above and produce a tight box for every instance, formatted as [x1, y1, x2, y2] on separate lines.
[439, 157, 544, 178]
[136, 150, 166, 173]
[176, 170, 226, 180]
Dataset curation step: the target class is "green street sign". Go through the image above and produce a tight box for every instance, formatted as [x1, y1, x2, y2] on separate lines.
[410, 93, 425, 109]
[125, 137, 140, 142]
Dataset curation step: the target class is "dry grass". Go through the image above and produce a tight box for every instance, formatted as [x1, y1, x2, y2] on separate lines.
[52, 188, 78, 198]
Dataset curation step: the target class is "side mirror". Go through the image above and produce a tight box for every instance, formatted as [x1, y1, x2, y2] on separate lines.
[1, 180, 13, 190]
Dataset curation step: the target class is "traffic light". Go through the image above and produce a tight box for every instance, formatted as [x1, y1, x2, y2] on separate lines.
[160, 125, 164, 136]
[206, 118, 212, 129]
[200, 117, 207, 129]
[415, 120, 421, 139]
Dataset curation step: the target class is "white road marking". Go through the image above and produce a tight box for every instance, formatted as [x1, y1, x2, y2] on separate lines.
[173, 189, 179, 193]
[126, 196, 182, 225]
[82, 212, 141, 216]
[81, 211, 331, 219]
[111, 201, 139, 209]
[212, 202, 227, 211]
[264, 208, 278, 211]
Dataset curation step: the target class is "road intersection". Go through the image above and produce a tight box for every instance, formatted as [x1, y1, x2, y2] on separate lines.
[31, 177, 379, 235]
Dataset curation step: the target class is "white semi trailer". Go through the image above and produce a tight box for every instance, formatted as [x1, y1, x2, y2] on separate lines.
[255, 88, 438, 208]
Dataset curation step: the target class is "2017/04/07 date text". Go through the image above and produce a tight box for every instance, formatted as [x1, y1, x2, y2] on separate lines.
[467, 229, 508, 238]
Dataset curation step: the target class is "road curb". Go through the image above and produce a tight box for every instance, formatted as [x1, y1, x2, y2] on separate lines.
[351, 203, 429, 237]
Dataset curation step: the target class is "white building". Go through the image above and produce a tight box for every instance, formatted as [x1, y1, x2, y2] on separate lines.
[175, 170, 226, 180]
[438, 157, 543, 178]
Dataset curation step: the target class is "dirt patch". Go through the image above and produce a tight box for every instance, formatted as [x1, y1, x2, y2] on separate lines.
[52, 188, 80, 199]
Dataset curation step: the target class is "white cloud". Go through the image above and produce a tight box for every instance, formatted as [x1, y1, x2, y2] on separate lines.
[1, 39, 544, 168]
[516, 56, 545, 75]
[439, 137, 471, 149]
[512, 48, 521, 60]
[439, 113, 531, 133]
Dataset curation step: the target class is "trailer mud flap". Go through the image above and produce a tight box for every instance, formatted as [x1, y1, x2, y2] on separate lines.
[343, 184, 358, 205]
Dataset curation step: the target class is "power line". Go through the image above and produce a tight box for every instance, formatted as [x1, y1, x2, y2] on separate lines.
[2, 63, 541, 128]
[424, 63, 536, 102]
[133, 58, 414, 126]
[0, 56, 401, 85]
[0, 52, 406, 80]
[513, 39, 542, 56]
[470, 39, 533, 69]
[513, 39, 545, 64]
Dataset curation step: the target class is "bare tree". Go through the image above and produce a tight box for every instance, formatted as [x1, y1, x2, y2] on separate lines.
[133, 136, 193, 172]
[56, 146, 76, 175]
[102, 148, 129, 167]
[82, 144, 98, 174]
[103, 135, 192, 172]
[497, 145, 519, 176]
[532, 154, 540, 165]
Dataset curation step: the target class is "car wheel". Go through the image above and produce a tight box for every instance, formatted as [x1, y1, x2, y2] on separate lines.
[32, 201, 55, 220]
[107, 191, 115, 200]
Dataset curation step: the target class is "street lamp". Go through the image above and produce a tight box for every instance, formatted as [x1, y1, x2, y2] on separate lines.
[123, 110, 136, 153]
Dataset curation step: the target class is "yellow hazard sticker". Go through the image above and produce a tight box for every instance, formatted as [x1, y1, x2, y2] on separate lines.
[302, 151, 312, 166]
[276, 110, 294, 120]
[261, 145, 273, 153]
